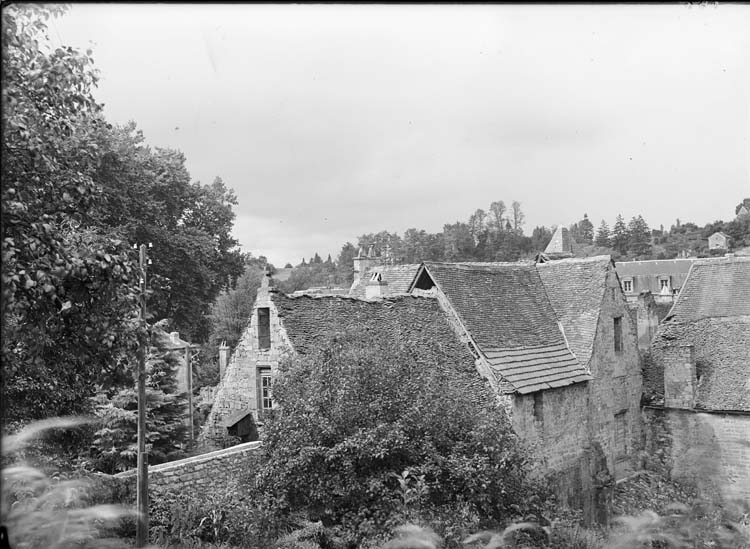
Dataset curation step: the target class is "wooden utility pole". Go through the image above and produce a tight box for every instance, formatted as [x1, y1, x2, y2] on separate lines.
[185, 344, 193, 441]
[136, 243, 150, 548]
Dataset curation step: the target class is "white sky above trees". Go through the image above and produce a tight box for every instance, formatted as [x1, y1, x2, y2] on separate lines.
[51, 4, 750, 266]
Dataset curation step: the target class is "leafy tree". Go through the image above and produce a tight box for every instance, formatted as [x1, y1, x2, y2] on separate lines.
[442, 222, 475, 261]
[467, 209, 487, 245]
[511, 201, 525, 235]
[595, 219, 611, 248]
[488, 201, 507, 233]
[92, 124, 244, 342]
[1, 5, 141, 421]
[627, 215, 652, 258]
[250, 329, 545, 546]
[208, 266, 264, 352]
[612, 215, 629, 256]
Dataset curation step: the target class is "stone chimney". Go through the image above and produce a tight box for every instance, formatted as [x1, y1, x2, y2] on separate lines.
[219, 341, 230, 381]
[663, 344, 696, 409]
[365, 271, 388, 299]
[353, 246, 380, 283]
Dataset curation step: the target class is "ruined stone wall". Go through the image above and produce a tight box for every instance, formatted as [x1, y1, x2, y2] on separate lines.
[662, 345, 696, 409]
[587, 270, 643, 480]
[643, 407, 750, 503]
[113, 441, 262, 502]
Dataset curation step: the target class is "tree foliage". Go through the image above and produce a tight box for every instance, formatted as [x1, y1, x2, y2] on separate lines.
[2, 5, 244, 421]
[89, 342, 189, 474]
[249, 329, 545, 546]
[1, 5, 141, 421]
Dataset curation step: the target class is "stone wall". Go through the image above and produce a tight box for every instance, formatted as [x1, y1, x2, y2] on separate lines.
[113, 441, 262, 501]
[643, 407, 750, 503]
[662, 345, 695, 409]
[586, 269, 643, 480]
[512, 383, 590, 473]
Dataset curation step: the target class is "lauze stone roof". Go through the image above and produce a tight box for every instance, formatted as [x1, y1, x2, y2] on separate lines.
[645, 256, 750, 413]
[537, 256, 612, 368]
[270, 291, 485, 393]
[348, 264, 421, 299]
[422, 262, 591, 394]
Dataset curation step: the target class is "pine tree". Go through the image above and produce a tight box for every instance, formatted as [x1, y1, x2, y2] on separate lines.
[595, 219, 611, 247]
[579, 214, 594, 244]
[612, 215, 629, 256]
[627, 215, 652, 257]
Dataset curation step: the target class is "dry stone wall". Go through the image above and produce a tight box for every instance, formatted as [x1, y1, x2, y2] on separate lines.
[113, 441, 262, 501]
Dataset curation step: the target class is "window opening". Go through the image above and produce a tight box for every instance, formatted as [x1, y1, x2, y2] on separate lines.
[258, 307, 270, 350]
[614, 316, 623, 352]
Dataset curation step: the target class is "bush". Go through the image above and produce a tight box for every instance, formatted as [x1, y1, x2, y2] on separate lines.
[247, 329, 548, 547]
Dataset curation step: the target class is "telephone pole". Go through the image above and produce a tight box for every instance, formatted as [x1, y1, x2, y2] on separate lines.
[136, 243, 151, 548]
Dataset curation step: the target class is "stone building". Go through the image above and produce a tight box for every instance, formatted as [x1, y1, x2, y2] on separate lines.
[642, 256, 750, 503]
[707, 231, 731, 251]
[616, 259, 696, 308]
[200, 274, 484, 448]
[409, 257, 642, 483]
[202, 256, 642, 520]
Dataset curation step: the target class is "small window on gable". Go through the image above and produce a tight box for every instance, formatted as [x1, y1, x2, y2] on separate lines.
[533, 392, 544, 425]
[258, 307, 270, 350]
[370, 271, 382, 282]
[622, 279, 633, 293]
[614, 316, 623, 352]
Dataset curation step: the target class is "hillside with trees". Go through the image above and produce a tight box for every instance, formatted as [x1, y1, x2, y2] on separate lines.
[279, 198, 750, 292]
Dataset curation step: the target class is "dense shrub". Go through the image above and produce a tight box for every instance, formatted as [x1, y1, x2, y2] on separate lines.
[247, 329, 548, 547]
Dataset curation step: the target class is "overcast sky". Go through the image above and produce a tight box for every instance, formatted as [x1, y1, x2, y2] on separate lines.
[51, 3, 750, 266]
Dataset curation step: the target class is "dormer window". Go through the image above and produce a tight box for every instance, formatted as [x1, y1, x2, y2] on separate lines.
[659, 277, 671, 294]
[622, 279, 633, 293]
[370, 272, 382, 282]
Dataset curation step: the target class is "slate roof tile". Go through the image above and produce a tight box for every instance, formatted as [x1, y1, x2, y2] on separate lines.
[349, 264, 421, 299]
[644, 257, 750, 413]
[536, 256, 612, 367]
[422, 262, 590, 393]
[666, 256, 750, 321]
[270, 292, 484, 396]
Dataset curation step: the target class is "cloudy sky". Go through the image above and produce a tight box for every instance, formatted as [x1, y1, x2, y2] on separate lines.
[51, 4, 750, 266]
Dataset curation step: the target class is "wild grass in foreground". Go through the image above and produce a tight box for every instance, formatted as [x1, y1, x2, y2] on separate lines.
[1, 417, 143, 549]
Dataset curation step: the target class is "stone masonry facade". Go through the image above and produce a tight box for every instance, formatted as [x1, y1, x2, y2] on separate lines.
[112, 441, 261, 502]
[643, 408, 750, 503]
[200, 279, 293, 448]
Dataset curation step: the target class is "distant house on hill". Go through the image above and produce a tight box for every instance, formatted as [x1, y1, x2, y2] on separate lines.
[708, 231, 731, 251]
[615, 259, 696, 308]
[737, 204, 750, 218]
[642, 256, 750, 502]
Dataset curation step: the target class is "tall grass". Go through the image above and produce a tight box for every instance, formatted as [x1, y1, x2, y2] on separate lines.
[1, 417, 143, 548]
